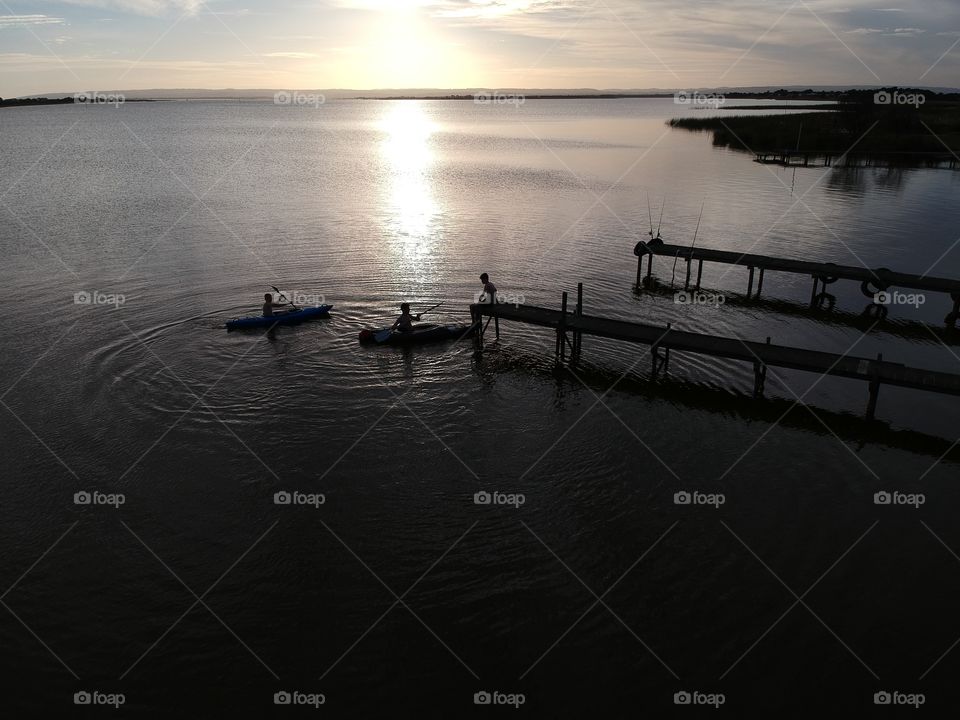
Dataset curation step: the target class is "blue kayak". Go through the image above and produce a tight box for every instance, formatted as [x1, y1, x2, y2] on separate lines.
[226, 305, 333, 330]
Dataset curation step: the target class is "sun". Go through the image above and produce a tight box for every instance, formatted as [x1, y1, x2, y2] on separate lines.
[349, 2, 470, 88]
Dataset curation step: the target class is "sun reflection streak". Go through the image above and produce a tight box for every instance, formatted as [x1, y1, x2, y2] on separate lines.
[379, 101, 440, 278]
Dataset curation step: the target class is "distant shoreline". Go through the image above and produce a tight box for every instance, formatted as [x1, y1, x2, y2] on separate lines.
[355, 92, 849, 101]
[0, 96, 156, 108]
[13, 87, 959, 104]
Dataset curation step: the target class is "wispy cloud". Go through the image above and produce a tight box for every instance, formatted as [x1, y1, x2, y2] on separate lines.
[55, 0, 203, 16]
[263, 51, 316, 58]
[0, 14, 65, 28]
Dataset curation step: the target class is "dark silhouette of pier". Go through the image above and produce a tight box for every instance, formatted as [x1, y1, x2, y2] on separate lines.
[471, 284, 960, 420]
[635, 240, 960, 326]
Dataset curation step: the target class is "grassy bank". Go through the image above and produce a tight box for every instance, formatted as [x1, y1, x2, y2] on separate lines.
[669, 89, 960, 155]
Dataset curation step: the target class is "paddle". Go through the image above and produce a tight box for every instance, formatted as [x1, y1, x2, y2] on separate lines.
[418, 301, 444, 317]
[271, 285, 299, 312]
[374, 302, 445, 343]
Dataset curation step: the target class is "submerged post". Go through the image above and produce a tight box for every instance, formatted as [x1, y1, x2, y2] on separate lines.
[472, 305, 484, 353]
[557, 291, 568, 363]
[866, 353, 882, 420]
[753, 337, 771, 398]
[574, 283, 583, 362]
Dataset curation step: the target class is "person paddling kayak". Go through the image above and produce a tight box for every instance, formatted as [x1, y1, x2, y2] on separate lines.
[263, 293, 288, 317]
[391, 303, 422, 333]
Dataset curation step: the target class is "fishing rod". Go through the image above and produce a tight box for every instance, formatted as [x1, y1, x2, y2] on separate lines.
[647, 192, 654, 239]
[671, 201, 704, 289]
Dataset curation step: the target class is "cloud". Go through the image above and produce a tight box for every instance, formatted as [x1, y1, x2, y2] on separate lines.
[332, 0, 569, 18]
[263, 51, 317, 58]
[434, 0, 566, 19]
[0, 14, 65, 28]
[54, 0, 203, 16]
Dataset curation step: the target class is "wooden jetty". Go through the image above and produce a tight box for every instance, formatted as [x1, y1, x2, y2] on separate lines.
[634, 239, 960, 327]
[471, 287, 960, 420]
[754, 149, 959, 169]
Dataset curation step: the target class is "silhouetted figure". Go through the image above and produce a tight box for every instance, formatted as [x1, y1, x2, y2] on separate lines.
[262, 293, 286, 317]
[479, 273, 497, 304]
[391, 303, 421, 333]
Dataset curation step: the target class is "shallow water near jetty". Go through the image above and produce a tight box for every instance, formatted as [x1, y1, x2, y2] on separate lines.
[2, 98, 959, 715]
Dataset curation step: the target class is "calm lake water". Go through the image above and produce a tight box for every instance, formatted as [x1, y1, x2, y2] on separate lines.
[2, 98, 959, 716]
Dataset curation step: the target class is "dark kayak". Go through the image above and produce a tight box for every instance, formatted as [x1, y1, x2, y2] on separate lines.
[358, 323, 477, 345]
[226, 305, 333, 330]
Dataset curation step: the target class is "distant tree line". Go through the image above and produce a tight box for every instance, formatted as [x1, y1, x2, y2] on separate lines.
[0, 97, 75, 107]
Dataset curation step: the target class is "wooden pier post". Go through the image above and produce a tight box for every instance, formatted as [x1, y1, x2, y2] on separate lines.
[747, 266, 755, 300]
[684, 257, 692, 290]
[636, 254, 643, 287]
[695, 259, 704, 290]
[756, 268, 765, 299]
[472, 305, 484, 353]
[557, 291, 568, 363]
[663, 323, 671, 374]
[866, 353, 882, 420]
[753, 337, 770, 398]
[574, 283, 583, 362]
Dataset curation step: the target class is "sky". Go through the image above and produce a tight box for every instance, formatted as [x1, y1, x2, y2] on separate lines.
[1, 0, 959, 96]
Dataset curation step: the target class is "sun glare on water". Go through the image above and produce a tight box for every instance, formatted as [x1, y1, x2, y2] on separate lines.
[380, 102, 440, 277]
